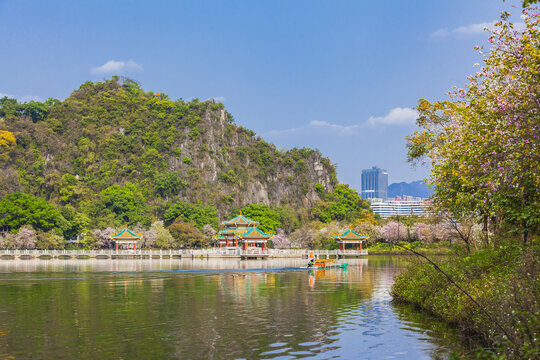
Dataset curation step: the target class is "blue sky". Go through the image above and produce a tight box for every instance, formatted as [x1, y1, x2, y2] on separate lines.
[0, 0, 524, 190]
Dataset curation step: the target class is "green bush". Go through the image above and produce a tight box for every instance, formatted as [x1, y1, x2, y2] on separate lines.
[392, 244, 539, 359]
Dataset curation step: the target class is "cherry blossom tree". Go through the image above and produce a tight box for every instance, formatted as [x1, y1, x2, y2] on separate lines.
[13, 225, 37, 249]
[0, 232, 15, 249]
[414, 223, 434, 244]
[382, 221, 407, 243]
[289, 226, 315, 248]
[91, 227, 117, 249]
[271, 229, 291, 249]
[133, 223, 158, 248]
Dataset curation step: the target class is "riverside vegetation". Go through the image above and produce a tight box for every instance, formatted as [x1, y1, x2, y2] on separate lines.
[393, 7, 539, 359]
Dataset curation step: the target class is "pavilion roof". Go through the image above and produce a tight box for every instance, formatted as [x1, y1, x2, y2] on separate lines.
[111, 227, 142, 240]
[214, 226, 273, 240]
[218, 228, 250, 236]
[221, 214, 259, 226]
[241, 227, 273, 239]
[331, 229, 369, 241]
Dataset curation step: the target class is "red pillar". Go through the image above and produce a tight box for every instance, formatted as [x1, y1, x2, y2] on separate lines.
[116, 242, 118, 251]
[134, 242, 137, 251]
[226, 239, 229, 247]
[360, 241, 363, 250]
[219, 242, 222, 249]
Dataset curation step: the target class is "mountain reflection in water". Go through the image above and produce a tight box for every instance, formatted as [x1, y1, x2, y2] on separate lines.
[0, 257, 471, 359]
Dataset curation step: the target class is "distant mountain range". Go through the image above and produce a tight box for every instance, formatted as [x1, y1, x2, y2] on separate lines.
[388, 180, 433, 199]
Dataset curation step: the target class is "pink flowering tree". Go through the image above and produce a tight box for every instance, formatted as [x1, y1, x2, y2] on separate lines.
[13, 225, 37, 249]
[133, 224, 159, 248]
[91, 227, 117, 249]
[289, 226, 315, 248]
[382, 221, 407, 244]
[271, 229, 291, 249]
[432, 223, 453, 242]
[407, 8, 540, 244]
[0, 233, 15, 249]
[414, 223, 434, 244]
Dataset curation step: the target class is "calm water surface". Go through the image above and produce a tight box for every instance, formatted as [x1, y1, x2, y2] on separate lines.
[0, 257, 470, 359]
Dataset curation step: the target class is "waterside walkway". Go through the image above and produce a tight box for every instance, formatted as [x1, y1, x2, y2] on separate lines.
[0, 249, 368, 260]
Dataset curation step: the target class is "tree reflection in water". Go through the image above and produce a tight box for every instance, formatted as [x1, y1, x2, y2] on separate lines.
[0, 257, 474, 359]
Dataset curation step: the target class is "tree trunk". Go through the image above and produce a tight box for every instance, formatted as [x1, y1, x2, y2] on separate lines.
[482, 214, 489, 248]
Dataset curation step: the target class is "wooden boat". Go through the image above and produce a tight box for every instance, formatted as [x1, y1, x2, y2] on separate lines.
[305, 258, 348, 269]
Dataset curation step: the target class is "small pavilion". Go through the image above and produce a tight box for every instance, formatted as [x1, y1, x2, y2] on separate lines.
[111, 226, 142, 251]
[332, 229, 369, 251]
[214, 213, 273, 251]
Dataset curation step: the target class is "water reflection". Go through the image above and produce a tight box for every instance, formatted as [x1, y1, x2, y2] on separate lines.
[0, 257, 471, 359]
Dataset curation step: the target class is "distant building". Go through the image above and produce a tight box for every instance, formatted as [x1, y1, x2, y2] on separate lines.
[361, 166, 388, 200]
[369, 196, 430, 218]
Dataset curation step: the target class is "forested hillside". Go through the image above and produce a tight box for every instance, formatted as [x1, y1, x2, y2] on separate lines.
[0, 77, 377, 246]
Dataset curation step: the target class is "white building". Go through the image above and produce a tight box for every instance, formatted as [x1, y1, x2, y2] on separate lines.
[369, 196, 430, 218]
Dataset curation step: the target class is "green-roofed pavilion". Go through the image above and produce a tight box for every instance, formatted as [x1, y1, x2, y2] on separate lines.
[214, 212, 273, 251]
[221, 214, 259, 227]
[332, 229, 369, 251]
[111, 226, 142, 251]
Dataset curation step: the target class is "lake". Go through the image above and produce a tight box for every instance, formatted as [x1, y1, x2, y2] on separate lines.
[0, 257, 471, 359]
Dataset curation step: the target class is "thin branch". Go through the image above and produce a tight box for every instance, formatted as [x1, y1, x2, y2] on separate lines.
[394, 243, 514, 343]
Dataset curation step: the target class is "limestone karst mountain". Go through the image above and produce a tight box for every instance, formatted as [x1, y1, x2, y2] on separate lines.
[0, 78, 337, 226]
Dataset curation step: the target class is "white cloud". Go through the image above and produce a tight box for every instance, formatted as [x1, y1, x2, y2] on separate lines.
[430, 28, 450, 38]
[430, 21, 495, 38]
[266, 125, 306, 136]
[309, 120, 361, 134]
[454, 21, 495, 35]
[367, 107, 418, 127]
[91, 60, 143, 74]
[430, 20, 526, 39]
[266, 120, 362, 136]
[0, 92, 42, 102]
[267, 107, 417, 136]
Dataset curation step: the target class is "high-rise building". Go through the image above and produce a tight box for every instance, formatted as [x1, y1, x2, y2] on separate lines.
[361, 166, 388, 199]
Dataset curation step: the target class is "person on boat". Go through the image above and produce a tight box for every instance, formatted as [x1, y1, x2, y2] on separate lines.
[307, 252, 315, 267]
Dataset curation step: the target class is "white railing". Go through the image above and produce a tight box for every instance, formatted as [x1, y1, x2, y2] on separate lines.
[0, 248, 367, 257]
[0, 249, 183, 256]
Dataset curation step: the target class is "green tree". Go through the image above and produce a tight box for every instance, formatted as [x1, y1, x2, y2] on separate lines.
[152, 221, 174, 249]
[0, 192, 63, 232]
[60, 205, 91, 239]
[155, 171, 183, 199]
[163, 201, 218, 230]
[168, 219, 205, 248]
[20, 101, 49, 123]
[312, 184, 373, 223]
[36, 230, 65, 249]
[238, 204, 281, 234]
[0, 97, 20, 119]
[99, 183, 150, 226]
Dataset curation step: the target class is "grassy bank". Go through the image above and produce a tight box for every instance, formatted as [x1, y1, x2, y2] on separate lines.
[366, 241, 456, 255]
[391, 243, 539, 359]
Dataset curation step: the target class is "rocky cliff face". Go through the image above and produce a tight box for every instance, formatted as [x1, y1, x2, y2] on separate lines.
[171, 105, 334, 208]
[0, 78, 336, 215]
